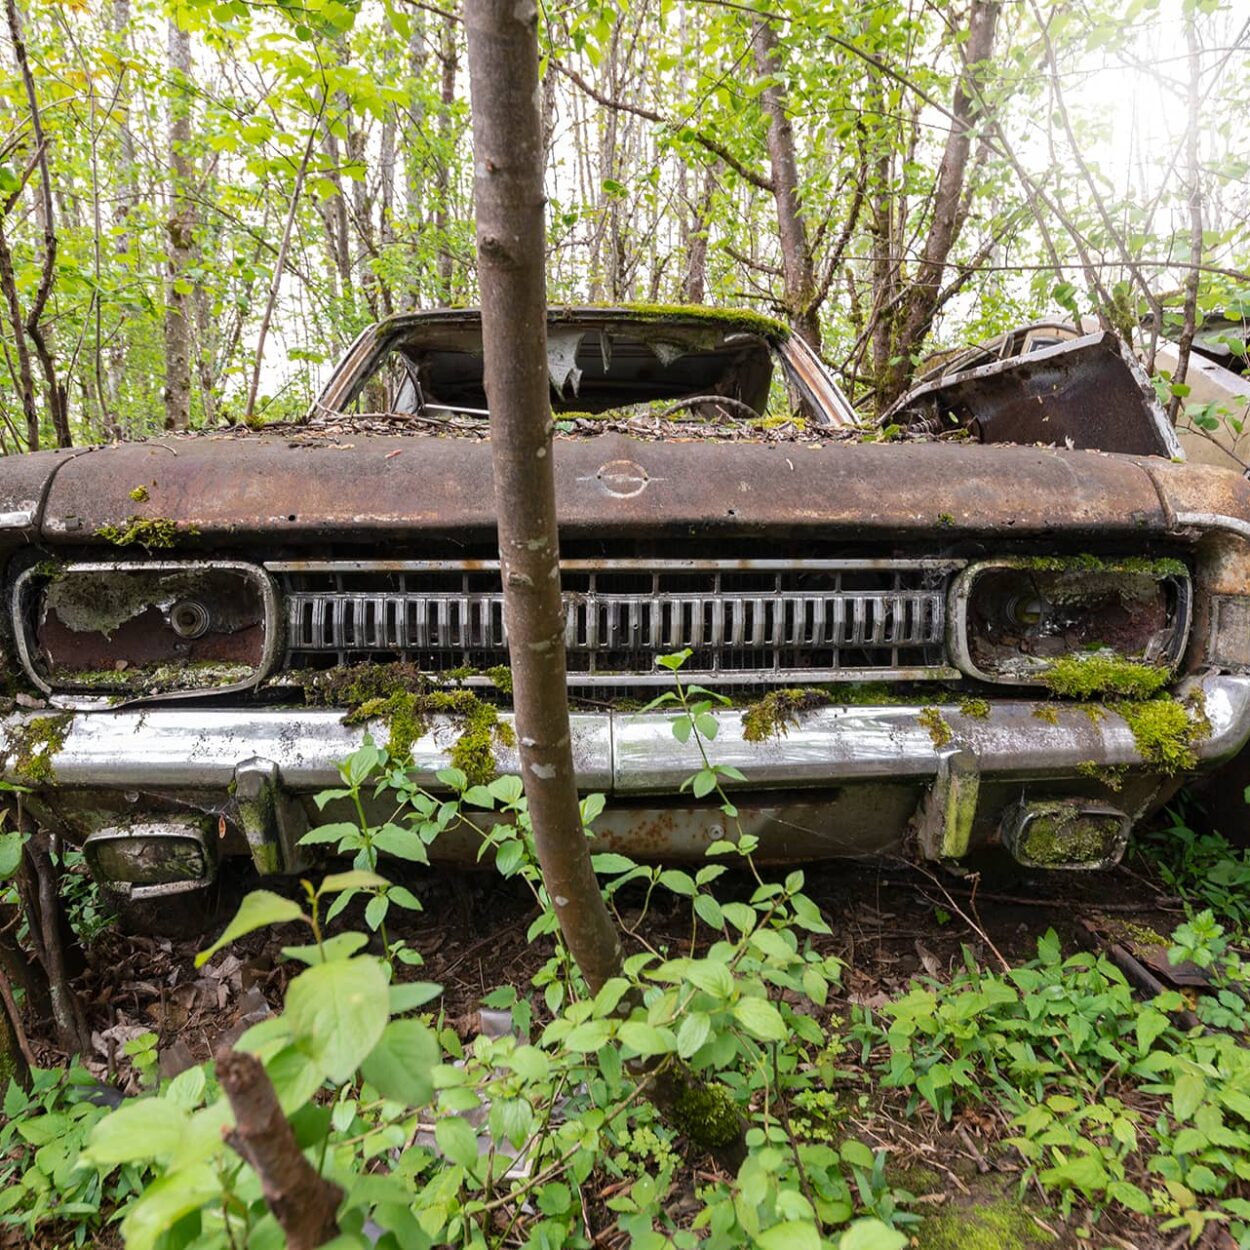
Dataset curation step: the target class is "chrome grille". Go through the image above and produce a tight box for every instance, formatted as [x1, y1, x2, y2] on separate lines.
[269, 559, 961, 686]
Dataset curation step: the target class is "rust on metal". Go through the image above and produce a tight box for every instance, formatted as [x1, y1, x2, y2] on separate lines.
[886, 332, 1181, 459]
[37, 435, 1172, 544]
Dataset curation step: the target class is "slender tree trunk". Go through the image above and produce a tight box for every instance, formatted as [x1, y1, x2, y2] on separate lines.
[0, 223, 40, 450]
[875, 0, 1001, 408]
[435, 12, 458, 305]
[5, 0, 69, 447]
[751, 18, 820, 349]
[465, 0, 624, 993]
[163, 19, 194, 430]
[1168, 14, 1203, 423]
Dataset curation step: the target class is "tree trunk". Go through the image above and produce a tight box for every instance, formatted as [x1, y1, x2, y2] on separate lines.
[435, 12, 458, 305]
[1168, 13, 1203, 423]
[5, 0, 68, 448]
[465, 0, 625, 994]
[163, 19, 194, 431]
[0, 222, 40, 451]
[876, 0, 1001, 407]
[751, 18, 820, 349]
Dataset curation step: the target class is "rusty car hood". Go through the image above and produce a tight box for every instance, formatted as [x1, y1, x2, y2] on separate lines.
[14, 432, 1187, 545]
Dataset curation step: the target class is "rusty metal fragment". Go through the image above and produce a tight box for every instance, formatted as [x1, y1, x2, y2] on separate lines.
[886, 332, 1182, 458]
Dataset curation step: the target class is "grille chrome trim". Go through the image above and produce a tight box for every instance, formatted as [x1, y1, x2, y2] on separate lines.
[277, 558, 962, 684]
[266, 558, 964, 573]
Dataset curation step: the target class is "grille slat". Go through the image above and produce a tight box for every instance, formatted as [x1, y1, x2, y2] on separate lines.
[276, 559, 958, 685]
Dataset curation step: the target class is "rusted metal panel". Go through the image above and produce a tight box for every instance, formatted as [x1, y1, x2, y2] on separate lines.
[886, 332, 1182, 459]
[0, 445, 89, 534]
[41, 435, 1171, 544]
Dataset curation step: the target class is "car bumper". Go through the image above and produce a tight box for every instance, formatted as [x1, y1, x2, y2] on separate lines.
[6, 673, 1247, 792]
[6, 672, 1247, 896]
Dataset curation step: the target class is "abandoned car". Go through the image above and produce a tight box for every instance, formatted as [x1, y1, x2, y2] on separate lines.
[3, 305, 1250, 931]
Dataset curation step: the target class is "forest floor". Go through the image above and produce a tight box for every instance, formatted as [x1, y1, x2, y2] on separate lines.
[12, 812, 1227, 1250]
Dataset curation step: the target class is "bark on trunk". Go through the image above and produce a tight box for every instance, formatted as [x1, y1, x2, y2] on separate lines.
[0, 222, 40, 450]
[435, 13, 458, 305]
[1168, 13, 1203, 423]
[751, 18, 820, 349]
[876, 0, 1001, 407]
[163, 19, 194, 431]
[218, 1050, 343, 1249]
[5, 0, 68, 447]
[465, 0, 625, 994]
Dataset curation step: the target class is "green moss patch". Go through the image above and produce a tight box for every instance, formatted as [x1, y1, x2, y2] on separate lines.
[1017, 554, 1186, 579]
[1019, 806, 1119, 866]
[6, 714, 71, 784]
[915, 1196, 1054, 1249]
[1116, 695, 1206, 774]
[918, 706, 953, 749]
[94, 516, 189, 549]
[741, 689, 832, 743]
[957, 697, 990, 719]
[670, 1078, 743, 1151]
[604, 302, 791, 342]
[296, 663, 515, 787]
[1042, 654, 1171, 700]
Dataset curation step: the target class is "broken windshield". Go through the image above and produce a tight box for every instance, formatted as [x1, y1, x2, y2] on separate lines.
[325, 318, 791, 428]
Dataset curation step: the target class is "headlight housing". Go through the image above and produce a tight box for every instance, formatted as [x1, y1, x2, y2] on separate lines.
[13, 561, 279, 697]
[950, 557, 1191, 685]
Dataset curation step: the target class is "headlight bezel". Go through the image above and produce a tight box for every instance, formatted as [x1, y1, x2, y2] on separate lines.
[948, 556, 1192, 687]
[11, 559, 281, 700]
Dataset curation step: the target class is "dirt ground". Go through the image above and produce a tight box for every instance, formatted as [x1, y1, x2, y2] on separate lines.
[16, 829, 1217, 1250]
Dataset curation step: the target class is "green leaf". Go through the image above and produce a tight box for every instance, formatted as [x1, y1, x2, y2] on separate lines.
[488, 775, 524, 804]
[0, 830, 24, 880]
[365, 893, 388, 931]
[85, 1098, 189, 1165]
[691, 769, 718, 798]
[299, 821, 360, 845]
[837, 1220, 908, 1250]
[266, 1043, 326, 1114]
[285, 956, 390, 1083]
[1135, 1007, 1169, 1052]
[435, 1115, 480, 1168]
[196, 890, 304, 966]
[677, 1011, 711, 1058]
[694, 893, 724, 929]
[563, 1019, 613, 1051]
[733, 996, 787, 1042]
[120, 1163, 222, 1250]
[839, 1139, 875, 1168]
[390, 981, 443, 1013]
[372, 824, 429, 863]
[1040, 1150, 1108, 1194]
[318, 869, 390, 895]
[592, 852, 637, 875]
[281, 932, 369, 966]
[617, 1021, 676, 1056]
[361, 1019, 439, 1107]
[685, 959, 734, 1000]
[490, 1096, 535, 1149]
[757, 1220, 821, 1250]
[1172, 1071, 1207, 1121]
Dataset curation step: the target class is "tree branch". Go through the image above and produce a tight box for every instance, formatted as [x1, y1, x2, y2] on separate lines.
[218, 1050, 343, 1250]
[552, 58, 775, 193]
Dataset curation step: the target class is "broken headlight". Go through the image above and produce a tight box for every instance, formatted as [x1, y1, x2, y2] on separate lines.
[12, 561, 279, 697]
[950, 558, 1191, 685]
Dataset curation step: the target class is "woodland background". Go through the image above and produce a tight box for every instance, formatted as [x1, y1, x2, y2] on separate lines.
[0, 0, 1244, 448]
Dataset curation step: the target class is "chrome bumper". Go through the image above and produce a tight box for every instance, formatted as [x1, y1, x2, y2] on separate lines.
[5, 673, 1248, 795]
